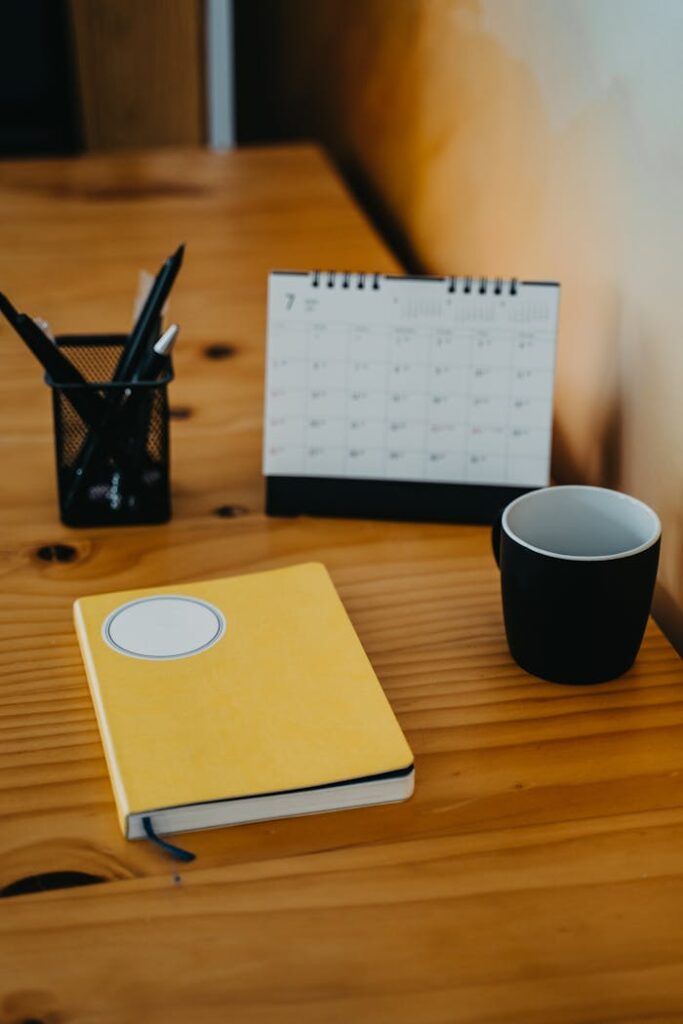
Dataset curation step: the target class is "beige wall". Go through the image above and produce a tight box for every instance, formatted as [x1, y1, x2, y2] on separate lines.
[264, 0, 683, 651]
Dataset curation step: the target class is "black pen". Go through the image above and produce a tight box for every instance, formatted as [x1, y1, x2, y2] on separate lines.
[1, 294, 74, 382]
[0, 292, 18, 324]
[134, 323, 179, 380]
[1, 292, 104, 413]
[126, 324, 179, 480]
[113, 243, 184, 383]
[0, 294, 135, 468]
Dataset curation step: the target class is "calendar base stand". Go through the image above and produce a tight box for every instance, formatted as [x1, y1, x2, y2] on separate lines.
[265, 476, 535, 525]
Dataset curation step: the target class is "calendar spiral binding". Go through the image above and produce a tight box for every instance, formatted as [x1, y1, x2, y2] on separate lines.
[449, 276, 519, 296]
[310, 271, 518, 296]
[311, 271, 380, 291]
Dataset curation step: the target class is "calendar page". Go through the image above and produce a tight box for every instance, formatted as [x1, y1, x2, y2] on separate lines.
[264, 271, 559, 490]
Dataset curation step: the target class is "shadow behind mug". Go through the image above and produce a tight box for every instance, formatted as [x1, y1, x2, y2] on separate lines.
[493, 486, 661, 684]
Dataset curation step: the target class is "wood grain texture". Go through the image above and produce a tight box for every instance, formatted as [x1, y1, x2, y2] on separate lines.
[0, 146, 682, 1023]
[69, 0, 205, 149]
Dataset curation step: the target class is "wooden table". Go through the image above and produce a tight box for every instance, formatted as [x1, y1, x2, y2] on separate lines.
[1, 146, 682, 1024]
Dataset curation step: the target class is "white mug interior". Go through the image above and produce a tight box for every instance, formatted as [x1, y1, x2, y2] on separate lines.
[503, 486, 661, 561]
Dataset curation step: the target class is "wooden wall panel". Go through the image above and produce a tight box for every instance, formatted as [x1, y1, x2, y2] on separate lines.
[248, 0, 683, 653]
[69, 0, 205, 150]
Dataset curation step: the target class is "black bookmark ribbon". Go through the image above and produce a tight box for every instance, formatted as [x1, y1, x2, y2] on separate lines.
[142, 817, 196, 862]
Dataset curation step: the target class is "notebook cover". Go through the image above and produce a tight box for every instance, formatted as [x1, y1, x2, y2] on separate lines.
[73, 563, 413, 835]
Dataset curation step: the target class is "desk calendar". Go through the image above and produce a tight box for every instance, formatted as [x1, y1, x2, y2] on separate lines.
[263, 271, 560, 523]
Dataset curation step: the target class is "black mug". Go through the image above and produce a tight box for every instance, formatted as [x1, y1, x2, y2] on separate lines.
[493, 485, 661, 684]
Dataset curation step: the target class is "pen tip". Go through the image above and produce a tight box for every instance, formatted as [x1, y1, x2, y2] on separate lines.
[175, 243, 185, 263]
[154, 323, 179, 356]
[33, 316, 55, 341]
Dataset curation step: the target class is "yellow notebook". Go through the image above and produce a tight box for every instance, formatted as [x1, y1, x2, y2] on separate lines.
[73, 562, 414, 839]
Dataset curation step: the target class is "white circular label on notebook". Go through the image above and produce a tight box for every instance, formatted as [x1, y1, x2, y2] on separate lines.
[102, 596, 226, 660]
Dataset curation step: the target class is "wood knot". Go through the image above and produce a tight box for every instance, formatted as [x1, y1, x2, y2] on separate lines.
[214, 505, 249, 518]
[204, 343, 236, 360]
[169, 406, 192, 420]
[35, 544, 78, 564]
[0, 871, 105, 899]
[1, 989, 61, 1024]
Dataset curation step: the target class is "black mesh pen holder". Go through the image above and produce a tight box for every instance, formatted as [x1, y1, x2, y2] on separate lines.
[45, 334, 173, 527]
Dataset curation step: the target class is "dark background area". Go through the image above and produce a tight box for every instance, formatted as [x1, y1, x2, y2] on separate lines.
[0, 1, 310, 157]
[0, 0, 205, 157]
[0, 0, 80, 156]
